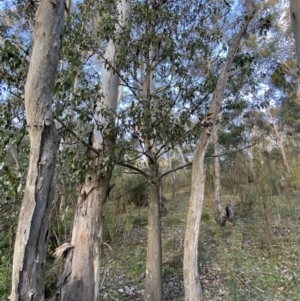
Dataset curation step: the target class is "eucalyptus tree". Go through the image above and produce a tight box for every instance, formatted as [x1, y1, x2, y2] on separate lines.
[1, 1, 125, 297]
[213, 71, 255, 223]
[209, 0, 292, 224]
[183, 1, 255, 299]
[55, 1, 131, 300]
[247, 0, 299, 174]
[7, 0, 65, 299]
[109, 1, 237, 299]
[212, 123, 227, 225]
[0, 2, 36, 295]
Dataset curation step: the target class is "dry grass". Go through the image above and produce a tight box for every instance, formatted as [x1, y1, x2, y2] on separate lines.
[97, 183, 300, 301]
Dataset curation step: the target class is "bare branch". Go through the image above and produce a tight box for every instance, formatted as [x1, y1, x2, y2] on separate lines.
[109, 181, 148, 202]
[55, 117, 100, 155]
[206, 142, 257, 158]
[160, 162, 192, 179]
[160, 142, 257, 179]
[116, 161, 149, 178]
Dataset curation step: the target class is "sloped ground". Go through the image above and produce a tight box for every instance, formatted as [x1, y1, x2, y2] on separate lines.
[98, 189, 300, 301]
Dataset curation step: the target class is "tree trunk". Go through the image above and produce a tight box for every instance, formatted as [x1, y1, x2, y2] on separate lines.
[57, 171, 110, 301]
[183, 2, 254, 300]
[56, 1, 130, 300]
[144, 163, 163, 301]
[268, 109, 291, 175]
[142, 32, 164, 300]
[10, 1, 65, 300]
[213, 124, 226, 225]
[290, 0, 300, 73]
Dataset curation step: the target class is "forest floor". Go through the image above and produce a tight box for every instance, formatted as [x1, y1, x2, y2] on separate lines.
[97, 186, 300, 301]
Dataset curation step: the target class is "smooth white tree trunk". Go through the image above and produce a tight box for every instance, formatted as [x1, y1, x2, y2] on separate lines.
[57, 2, 130, 300]
[213, 124, 227, 225]
[183, 2, 254, 300]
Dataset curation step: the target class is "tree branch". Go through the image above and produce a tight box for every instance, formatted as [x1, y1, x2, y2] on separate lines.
[159, 142, 256, 179]
[109, 181, 148, 202]
[55, 117, 100, 155]
[206, 142, 257, 158]
[160, 162, 192, 179]
[116, 161, 149, 178]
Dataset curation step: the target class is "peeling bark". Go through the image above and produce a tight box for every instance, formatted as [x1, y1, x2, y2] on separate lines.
[183, 1, 254, 300]
[56, 1, 130, 300]
[58, 174, 110, 301]
[10, 0, 65, 300]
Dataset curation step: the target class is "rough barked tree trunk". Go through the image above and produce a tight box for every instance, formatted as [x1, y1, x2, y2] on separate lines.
[56, 1, 130, 300]
[290, 0, 300, 73]
[213, 124, 226, 225]
[10, 0, 65, 300]
[183, 1, 254, 300]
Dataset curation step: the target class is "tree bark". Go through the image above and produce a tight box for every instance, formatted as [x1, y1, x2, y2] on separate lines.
[213, 124, 226, 225]
[56, 1, 130, 300]
[143, 32, 164, 300]
[144, 164, 163, 301]
[290, 0, 300, 73]
[268, 109, 291, 175]
[10, 1, 65, 300]
[57, 173, 110, 301]
[183, 2, 254, 300]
